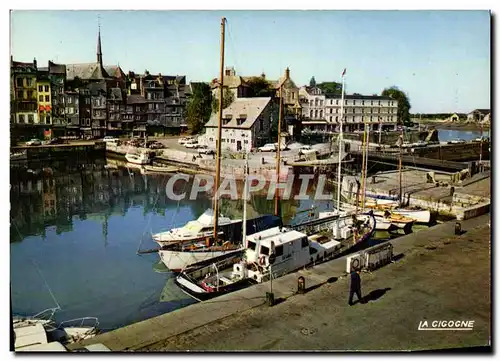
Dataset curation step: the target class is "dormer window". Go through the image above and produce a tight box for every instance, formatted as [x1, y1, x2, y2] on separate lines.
[237, 114, 247, 126]
[223, 118, 231, 125]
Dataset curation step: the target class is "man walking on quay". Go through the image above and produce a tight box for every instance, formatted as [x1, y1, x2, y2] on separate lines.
[348, 268, 363, 306]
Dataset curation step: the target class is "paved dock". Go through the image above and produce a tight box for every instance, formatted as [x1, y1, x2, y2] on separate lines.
[70, 213, 490, 351]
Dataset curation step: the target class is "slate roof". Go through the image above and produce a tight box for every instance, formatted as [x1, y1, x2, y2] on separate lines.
[66, 63, 109, 81]
[104, 65, 125, 79]
[87, 81, 107, 95]
[205, 97, 272, 129]
[48, 61, 66, 74]
[469, 109, 490, 115]
[127, 94, 146, 104]
[210, 75, 249, 89]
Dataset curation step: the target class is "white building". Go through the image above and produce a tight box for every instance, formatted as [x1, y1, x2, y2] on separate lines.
[201, 97, 275, 153]
[299, 86, 398, 133]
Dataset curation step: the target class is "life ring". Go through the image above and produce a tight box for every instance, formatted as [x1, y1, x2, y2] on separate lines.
[258, 256, 266, 266]
[351, 258, 360, 270]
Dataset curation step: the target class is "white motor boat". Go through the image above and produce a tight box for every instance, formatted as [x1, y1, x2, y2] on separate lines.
[125, 150, 152, 165]
[152, 209, 239, 247]
[175, 213, 376, 301]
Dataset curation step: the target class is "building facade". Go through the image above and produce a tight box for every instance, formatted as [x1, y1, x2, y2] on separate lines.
[11, 58, 38, 125]
[299, 86, 398, 133]
[36, 70, 52, 126]
[201, 97, 275, 153]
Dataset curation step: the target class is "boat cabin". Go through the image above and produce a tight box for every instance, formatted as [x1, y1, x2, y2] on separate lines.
[242, 227, 311, 283]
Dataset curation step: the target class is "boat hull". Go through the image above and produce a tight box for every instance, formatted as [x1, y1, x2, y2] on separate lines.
[158, 248, 242, 272]
[392, 209, 431, 224]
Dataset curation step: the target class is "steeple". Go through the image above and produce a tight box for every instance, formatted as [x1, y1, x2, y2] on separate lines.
[97, 16, 103, 66]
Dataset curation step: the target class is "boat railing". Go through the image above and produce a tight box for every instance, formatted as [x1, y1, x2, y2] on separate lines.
[58, 317, 99, 330]
[31, 307, 60, 321]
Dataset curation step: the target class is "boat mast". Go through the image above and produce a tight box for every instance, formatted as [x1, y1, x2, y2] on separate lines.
[363, 120, 370, 209]
[360, 117, 368, 210]
[336, 69, 346, 210]
[275, 70, 288, 216]
[213, 17, 226, 240]
[398, 125, 403, 205]
[242, 153, 249, 247]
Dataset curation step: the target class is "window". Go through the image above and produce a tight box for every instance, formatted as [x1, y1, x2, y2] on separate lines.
[378, 101, 381, 105]
[45, 95, 49, 102]
[38, 85, 43, 92]
[46, 115, 51, 124]
[275, 245, 283, 257]
[330, 116, 332, 122]
[231, 139, 235, 143]
[335, 116, 338, 122]
[85, 98, 90, 105]
[45, 85, 49, 92]
[221, 139, 225, 143]
[292, 92, 295, 100]
[310, 110, 313, 118]
[39, 95, 44, 102]
[147, 93, 152, 100]
[336, 108, 339, 113]
[370, 116, 373, 121]
[28, 114, 34, 123]
[223, 118, 230, 125]
[315, 110, 318, 118]
[28, 91, 33, 99]
[320, 100, 323, 106]
[330, 108, 332, 114]
[248, 240, 256, 251]
[301, 237, 309, 248]
[319, 110, 323, 118]
[309, 100, 313, 107]
[244, 140, 248, 144]
[371, 100, 373, 106]
[237, 118, 245, 126]
[26, 78, 32, 87]
[362, 100, 365, 105]
[315, 99, 318, 107]
[336, 100, 339, 105]
[260, 245, 270, 256]
[345, 100, 348, 105]
[353, 100, 356, 105]
[18, 114, 25, 123]
[16, 78, 23, 87]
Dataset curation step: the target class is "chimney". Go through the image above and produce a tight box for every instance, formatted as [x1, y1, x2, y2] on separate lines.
[285, 67, 290, 80]
[261, 72, 266, 79]
[33, 57, 37, 69]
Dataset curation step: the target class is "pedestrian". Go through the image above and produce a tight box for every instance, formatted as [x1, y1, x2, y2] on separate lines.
[348, 267, 363, 306]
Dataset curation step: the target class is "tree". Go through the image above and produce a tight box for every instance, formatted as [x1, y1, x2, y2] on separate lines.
[317, 82, 342, 95]
[186, 82, 212, 134]
[309, 76, 317, 87]
[246, 77, 274, 97]
[381, 86, 412, 126]
[211, 87, 235, 113]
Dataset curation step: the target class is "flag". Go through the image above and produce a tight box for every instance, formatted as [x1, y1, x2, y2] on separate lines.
[342, 68, 346, 76]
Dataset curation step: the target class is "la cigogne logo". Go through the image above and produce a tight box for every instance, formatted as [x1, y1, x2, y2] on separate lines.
[418, 320, 475, 331]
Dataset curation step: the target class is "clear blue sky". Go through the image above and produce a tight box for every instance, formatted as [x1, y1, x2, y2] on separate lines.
[11, 10, 490, 113]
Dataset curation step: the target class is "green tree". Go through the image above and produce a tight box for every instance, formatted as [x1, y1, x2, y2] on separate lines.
[309, 76, 317, 87]
[381, 86, 412, 126]
[317, 82, 342, 95]
[211, 87, 235, 113]
[246, 77, 275, 97]
[186, 82, 212, 134]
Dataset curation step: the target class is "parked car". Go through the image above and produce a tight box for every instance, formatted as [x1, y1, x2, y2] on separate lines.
[149, 142, 165, 149]
[258, 143, 277, 152]
[414, 141, 427, 147]
[26, 139, 41, 146]
[46, 137, 65, 145]
[102, 136, 120, 143]
[198, 147, 215, 155]
[401, 142, 412, 148]
[184, 140, 200, 149]
[178, 136, 194, 145]
[448, 138, 466, 144]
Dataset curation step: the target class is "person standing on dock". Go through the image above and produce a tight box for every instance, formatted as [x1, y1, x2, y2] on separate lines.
[348, 268, 363, 306]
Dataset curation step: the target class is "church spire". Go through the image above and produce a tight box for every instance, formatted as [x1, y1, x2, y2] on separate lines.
[97, 15, 103, 66]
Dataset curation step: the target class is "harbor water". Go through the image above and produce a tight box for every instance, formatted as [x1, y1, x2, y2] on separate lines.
[10, 159, 344, 331]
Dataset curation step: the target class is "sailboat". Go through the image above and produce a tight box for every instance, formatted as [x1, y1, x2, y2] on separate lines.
[175, 157, 376, 301]
[157, 18, 281, 272]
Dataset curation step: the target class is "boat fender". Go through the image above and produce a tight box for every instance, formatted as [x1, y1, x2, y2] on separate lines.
[258, 256, 266, 266]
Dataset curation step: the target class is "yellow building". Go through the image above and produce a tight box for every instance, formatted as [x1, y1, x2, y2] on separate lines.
[37, 71, 52, 125]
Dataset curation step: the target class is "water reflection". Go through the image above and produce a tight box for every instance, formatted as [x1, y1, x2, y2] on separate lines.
[10, 159, 338, 330]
